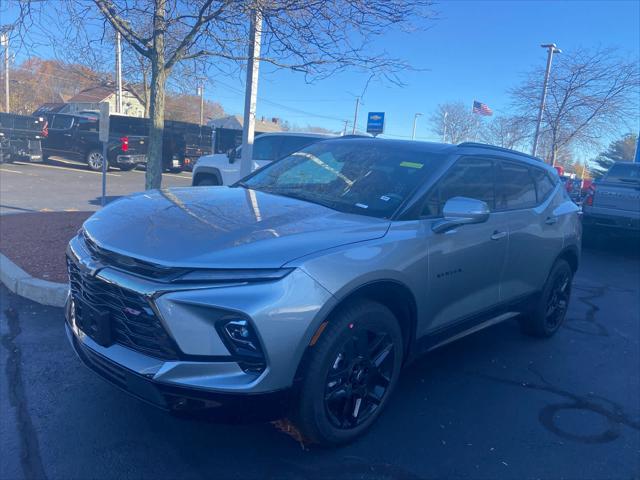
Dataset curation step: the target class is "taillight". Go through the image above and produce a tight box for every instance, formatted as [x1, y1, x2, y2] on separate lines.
[120, 136, 129, 152]
[585, 185, 596, 206]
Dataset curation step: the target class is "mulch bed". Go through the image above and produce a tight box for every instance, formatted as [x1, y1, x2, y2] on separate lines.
[0, 211, 93, 283]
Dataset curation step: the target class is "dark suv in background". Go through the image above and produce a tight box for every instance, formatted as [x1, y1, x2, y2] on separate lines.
[0, 112, 47, 163]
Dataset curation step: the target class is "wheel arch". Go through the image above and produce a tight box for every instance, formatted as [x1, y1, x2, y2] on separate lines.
[555, 245, 579, 274]
[293, 279, 418, 383]
[192, 166, 222, 186]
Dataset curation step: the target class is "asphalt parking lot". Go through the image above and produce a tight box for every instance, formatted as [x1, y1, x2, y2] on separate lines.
[0, 158, 193, 214]
[1, 241, 638, 480]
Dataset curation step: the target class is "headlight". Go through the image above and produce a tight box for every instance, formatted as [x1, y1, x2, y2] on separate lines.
[175, 268, 293, 283]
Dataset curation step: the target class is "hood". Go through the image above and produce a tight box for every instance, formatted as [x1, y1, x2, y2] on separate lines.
[83, 186, 390, 269]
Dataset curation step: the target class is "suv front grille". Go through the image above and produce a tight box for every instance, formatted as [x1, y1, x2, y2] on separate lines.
[67, 258, 180, 360]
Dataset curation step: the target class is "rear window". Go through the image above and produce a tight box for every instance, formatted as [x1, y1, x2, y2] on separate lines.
[110, 116, 149, 136]
[497, 161, 537, 210]
[605, 163, 640, 182]
[531, 167, 556, 203]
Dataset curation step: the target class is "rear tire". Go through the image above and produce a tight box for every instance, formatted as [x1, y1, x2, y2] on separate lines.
[520, 259, 573, 338]
[291, 300, 403, 446]
[86, 149, 106, 171]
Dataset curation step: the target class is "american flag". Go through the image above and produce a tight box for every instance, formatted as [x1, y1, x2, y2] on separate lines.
[472, 100, 493, 116]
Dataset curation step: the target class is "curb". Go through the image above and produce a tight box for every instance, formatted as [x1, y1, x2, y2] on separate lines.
[0, 253, 68, 307]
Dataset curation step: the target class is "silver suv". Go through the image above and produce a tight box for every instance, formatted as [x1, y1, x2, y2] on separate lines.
[66, 138, 581, 445]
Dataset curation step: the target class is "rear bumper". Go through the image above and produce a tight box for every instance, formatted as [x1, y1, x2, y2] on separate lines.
[582, 211, 640, 232]
[67, 324, 291, 419]
[116, 154, 147, 165]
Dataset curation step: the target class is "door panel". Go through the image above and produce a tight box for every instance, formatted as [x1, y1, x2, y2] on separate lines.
[424, 215, 508, 332]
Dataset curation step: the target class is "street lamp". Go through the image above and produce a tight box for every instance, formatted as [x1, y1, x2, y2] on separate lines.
[411, 112, 423, 140]
[532, 43, 561, 159]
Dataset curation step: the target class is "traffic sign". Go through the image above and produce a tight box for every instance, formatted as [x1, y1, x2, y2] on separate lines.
[367, 112, 385, 136]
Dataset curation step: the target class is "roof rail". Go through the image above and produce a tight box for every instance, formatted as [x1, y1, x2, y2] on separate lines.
[457, 142, 543, 162]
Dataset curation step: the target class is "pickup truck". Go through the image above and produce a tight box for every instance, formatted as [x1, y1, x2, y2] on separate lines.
[191, 131, 332, 186]
[38, 112, 148, 171]
[163, 120, 212, 172]
[0, 112, 47, 163]
[582, 162, 640, 235]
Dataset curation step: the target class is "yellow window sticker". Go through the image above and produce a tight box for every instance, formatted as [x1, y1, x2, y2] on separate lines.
[399, 161, 424, 169]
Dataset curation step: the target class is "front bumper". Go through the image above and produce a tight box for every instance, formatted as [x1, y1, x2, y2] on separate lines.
[65, 234, 335, 400]
[66, 324, 291, 418]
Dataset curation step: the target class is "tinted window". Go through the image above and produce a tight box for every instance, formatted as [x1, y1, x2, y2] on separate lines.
[253, 136, 280, 161]
[243, 140, 440, 218]
[278, 135, 319, 158]
[531, 168, 556, 203]
[78, 118, 98, 132]
[605, 163, 640, 182]
[421, 158, 495, 217]
[51, 115, 74, 130]
[497, 161, 537, 210]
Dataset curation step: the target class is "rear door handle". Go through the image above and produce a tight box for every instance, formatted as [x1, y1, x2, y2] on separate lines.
[545, 216, 558, 225]
[491, 230, 507, 240]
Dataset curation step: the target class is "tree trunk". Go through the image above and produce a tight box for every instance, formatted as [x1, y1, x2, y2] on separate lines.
[145, 0, 167, 190]
[146, 61, 167, 190]
[142, 68, 150, 118]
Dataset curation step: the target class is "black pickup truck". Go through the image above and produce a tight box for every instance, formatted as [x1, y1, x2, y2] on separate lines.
[0, 112, 47, 163]
[37, 112, 148, 171]
[163, 120, 212, 171]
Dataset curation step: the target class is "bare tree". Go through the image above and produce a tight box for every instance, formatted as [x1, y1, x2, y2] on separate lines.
[480, 115, 530, 151]
[430, 101, 480, 144]
[511, 48, 640, 164]
[16, 0, 435, 189]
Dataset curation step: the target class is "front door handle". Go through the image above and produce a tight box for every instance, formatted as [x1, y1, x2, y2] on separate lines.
[491, 230, 507, 240]
[545, 216, 558, 225]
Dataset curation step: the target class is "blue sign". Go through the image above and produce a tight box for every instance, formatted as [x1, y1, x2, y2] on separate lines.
[367, 112, 385, 135]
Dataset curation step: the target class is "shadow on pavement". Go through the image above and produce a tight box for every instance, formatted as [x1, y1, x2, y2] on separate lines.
[88, 195, 123, 206]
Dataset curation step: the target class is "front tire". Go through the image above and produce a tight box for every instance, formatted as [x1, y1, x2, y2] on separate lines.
[520, 259, 573, 338]
[291, 300, 403, 446]
[194, 174, 220, 186]
[86, 149, 106, 171]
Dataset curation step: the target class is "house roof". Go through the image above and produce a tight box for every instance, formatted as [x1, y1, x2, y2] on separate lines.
[209, 114, 283, 133]
[67, 84, 144, 104]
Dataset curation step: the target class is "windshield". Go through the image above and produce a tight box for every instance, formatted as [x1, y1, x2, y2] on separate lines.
[240, 140, 440, 218]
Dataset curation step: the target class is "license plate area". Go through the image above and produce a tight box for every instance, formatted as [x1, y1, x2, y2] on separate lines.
[74, 298, 113, 347]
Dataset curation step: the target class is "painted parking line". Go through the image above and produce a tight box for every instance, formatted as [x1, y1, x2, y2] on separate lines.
[0, 168, 23, 174]
[12, 161, 122, 177]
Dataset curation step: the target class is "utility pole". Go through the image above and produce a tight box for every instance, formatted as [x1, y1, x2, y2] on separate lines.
[1, 32, 9, 112]
[115, 31, 123, 114]
[197, 84, 204, 126]
[351, 97, 360, 135]
[342, 120, 349, 136]
[532, 43, 561, 159]
[411, 113, 423, 140]
[442, 111, 448, 143]
[240, 8, 262, 178]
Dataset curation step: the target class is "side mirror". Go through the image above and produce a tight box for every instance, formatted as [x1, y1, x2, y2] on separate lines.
[432, 196, 490, 233]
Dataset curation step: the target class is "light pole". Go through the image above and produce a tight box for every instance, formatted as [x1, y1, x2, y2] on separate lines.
[197, 84, 204, 126]
[532, 43, 561, 158]
[1, 31, 9, 112]
[240, 8, 262, 178]
[351, 97, 360, 135]
[442, 111, 448, 143]
[411, 113, 423, 140]
[115, 31, 123, 114]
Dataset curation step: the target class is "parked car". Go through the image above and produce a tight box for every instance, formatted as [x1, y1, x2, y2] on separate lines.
[0, 112, 47, 163]
[38, 113, 148, 171]
[163, 120, 212, 172]
[582, 162, 640, 236]
[65, 139, 580, 445]
[191, 131, 333, 186]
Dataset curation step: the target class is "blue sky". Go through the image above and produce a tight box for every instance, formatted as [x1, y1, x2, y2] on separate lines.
[233, 0, 640, 140]
[4, 0, 639, 141]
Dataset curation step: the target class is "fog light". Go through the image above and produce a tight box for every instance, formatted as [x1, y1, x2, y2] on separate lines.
[217, 318, 266, 373]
